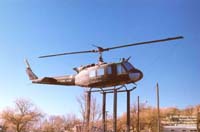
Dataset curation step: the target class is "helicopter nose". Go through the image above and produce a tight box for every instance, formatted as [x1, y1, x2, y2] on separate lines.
[129, 69, 143, 82]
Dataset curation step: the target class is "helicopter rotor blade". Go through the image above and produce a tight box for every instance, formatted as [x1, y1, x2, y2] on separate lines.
[38, 36, 183, 58]
[103, 36, 184, 51]
[39, 50, 97, 58]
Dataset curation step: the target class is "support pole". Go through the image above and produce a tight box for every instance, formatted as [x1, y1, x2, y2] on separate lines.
[102, 92, 106, 132]
[137, 96, 140, 132]
[157, 83, 160, 132]
[86, 91, 91, 132]
[113, 88, 117, 132]
[89, 85, 136, 132]
[127, 90, 130, 132]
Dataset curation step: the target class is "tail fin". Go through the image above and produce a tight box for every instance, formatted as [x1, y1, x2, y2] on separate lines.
[25, 59, 38, 80]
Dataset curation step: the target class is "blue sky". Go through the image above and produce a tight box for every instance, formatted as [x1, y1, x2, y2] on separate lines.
[0, 0, 200, 116]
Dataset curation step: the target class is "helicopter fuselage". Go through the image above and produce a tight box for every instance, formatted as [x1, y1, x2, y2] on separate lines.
[26, 60, 143, 88]
[75, 61, 143, 88]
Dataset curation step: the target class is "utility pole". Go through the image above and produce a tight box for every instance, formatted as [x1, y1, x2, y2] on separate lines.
[137, 96, 140, 132]
[156, 83, 160, 132]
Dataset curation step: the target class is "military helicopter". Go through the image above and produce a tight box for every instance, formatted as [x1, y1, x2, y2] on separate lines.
[26, 36, 183, 88]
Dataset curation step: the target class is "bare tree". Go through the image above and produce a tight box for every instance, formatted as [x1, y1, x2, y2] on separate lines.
[1, 98, 42, 132]
[77, 93, 87, 123]
[76, 92, 101, 126]
[63, 113, 80, 131]
[129, 103, 158, 132]
[41, 115, 65, 132]
[40, 114, 79, 132]
[0, 118, 8, 132]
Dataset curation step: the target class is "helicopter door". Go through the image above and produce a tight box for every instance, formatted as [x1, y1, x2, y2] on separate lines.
[116, 63, 126, 75]
[116, 63, 129, 84]
[96, 68, 105, 83]
[97, 68, 104, 76]
[89, 67, 105, 86]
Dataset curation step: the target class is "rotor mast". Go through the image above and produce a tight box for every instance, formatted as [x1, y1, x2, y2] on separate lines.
[95, 46, 108, 63]
[99, 52, 104, 63]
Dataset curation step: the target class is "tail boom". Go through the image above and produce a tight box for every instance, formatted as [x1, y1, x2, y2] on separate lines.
[32, 75, 75, 86]
[25, 59, 75, 86]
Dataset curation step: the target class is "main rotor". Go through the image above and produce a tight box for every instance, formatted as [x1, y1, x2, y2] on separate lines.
[39, 36, 184, 63]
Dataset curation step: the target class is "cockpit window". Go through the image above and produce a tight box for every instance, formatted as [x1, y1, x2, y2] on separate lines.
[117, 64, 126, 74]
[123, 62, 134, 72]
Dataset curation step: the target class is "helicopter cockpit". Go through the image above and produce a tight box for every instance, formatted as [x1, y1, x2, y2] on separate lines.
[122, 61, 135, 72]
[121, 61, 143, 82]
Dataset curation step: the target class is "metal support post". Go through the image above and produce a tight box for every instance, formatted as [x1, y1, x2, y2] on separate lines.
[86, 91, 91, 132]
[102, 92, 106, 132]
[127, 90, 130, 132]
[113, 88, 117, 132]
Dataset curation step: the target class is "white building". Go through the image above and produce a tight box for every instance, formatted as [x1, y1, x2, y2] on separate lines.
[162, 115, 198, 132]
[163, 125, 197, 132]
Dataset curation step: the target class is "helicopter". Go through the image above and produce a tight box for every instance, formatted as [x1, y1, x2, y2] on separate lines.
[26, 36, 183, 88]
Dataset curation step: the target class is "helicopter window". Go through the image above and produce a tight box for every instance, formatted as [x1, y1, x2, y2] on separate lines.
[107, 66, 112, 74]
[97, 68, 104, 76]
[89, 70, 96, 78]
[117, 64, 126, 74]
[123, 62, 134, 72]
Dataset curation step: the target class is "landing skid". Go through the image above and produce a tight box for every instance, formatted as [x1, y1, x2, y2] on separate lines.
[87, 83, 137, 93]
